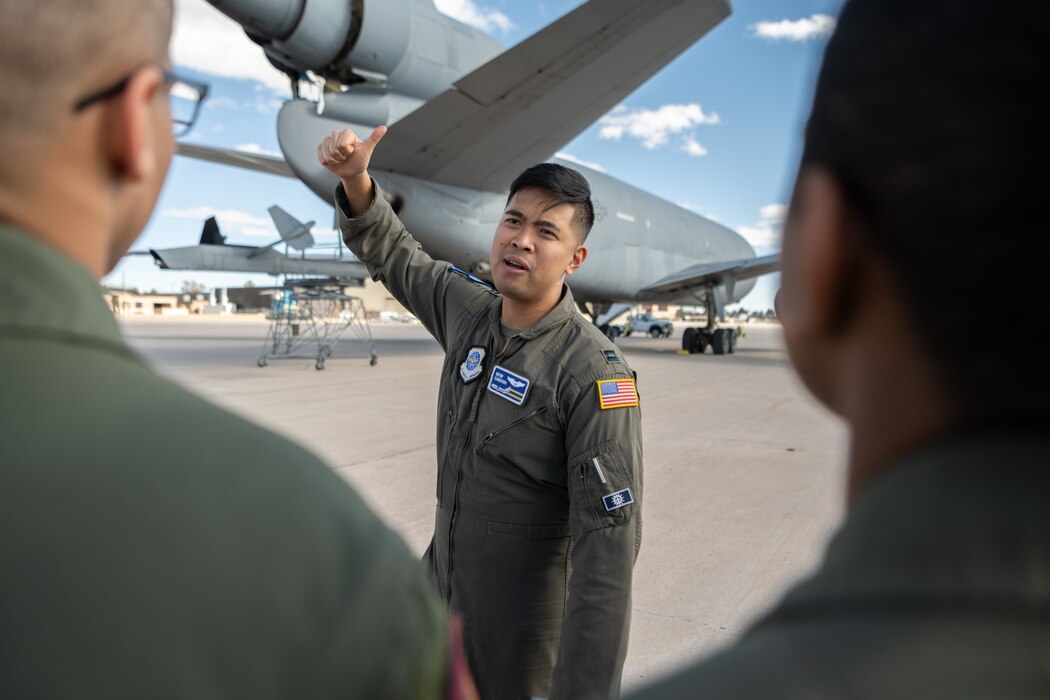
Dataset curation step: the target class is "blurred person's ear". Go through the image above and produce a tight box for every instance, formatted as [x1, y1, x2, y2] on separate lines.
[778, 165, 860, 413]
[103, 66, 166, 182]
[780, 166, 858, 336]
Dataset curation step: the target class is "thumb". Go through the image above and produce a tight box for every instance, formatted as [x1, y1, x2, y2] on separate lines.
[365, 125, 388, 148]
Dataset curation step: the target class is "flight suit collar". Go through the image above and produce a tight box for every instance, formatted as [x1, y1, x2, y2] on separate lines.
[0, 223, 134, 357]
[763, 431, 1050, 621]
[488, 283, 578, 347]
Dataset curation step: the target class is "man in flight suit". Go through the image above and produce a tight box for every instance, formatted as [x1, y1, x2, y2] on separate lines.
[319, 126, 644, 699]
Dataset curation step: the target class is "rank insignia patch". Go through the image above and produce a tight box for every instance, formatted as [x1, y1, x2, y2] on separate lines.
[597, 378, 638, 409]
[603, 488, 634, 512]
[488, 365, 530, 406]
[603, 349, 620, 363]
[459, 346, 486, 383]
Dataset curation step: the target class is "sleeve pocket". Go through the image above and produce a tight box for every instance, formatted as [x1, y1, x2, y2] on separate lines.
[568, 440, 637, 533]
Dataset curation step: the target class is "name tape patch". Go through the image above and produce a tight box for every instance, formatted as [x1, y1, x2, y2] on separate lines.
[603, 488, 634, 512]
[597, 378, 638, 410]
[460, 346, 486, 383]
[488, 365, 530, 406]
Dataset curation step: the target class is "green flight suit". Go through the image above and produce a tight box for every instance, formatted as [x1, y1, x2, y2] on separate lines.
[0, 224, 448, 698]
[336, 183, 644, 700]
[627, 432, 1050, 699]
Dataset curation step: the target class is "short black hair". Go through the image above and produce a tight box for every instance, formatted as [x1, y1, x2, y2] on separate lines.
[508, 163, 595, 242]
[802, 0, 1049, 420]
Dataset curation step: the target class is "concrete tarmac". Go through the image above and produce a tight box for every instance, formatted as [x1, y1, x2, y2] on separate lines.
[121, 316, 846, 691]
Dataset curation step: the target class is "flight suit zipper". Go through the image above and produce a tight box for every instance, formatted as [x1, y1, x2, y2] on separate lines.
[580, 462, 603, 524]
[439, 404, 456, 504]
[478, 406, 549, 448]
[445, 330, 520, 598]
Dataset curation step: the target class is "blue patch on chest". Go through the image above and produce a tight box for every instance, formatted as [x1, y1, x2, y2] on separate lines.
[487, 365, 530, 406]
[460, 346, 486, 382]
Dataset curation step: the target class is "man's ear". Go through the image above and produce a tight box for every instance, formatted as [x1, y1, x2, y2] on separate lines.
[104, 67, 164, 181]
[778, 166, 857, 338]
[565, 244, 587, 276]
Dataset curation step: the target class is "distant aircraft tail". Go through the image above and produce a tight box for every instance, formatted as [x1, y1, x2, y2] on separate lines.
[200, 217, 226, 245]
[268, 205, 315, 251]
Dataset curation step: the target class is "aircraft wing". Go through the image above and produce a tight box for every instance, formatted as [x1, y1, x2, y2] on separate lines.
[372, 0, 732, 192]
[175, 143, 295, 178]
[641, 254, 780, 295]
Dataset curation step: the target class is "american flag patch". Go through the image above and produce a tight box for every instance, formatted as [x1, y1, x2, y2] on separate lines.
[597, 378, 639, 410]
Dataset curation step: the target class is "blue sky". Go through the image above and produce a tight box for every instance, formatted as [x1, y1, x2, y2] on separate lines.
[106, 0, 845, 312]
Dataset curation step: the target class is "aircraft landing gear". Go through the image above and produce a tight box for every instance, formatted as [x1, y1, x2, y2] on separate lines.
[681, 327, 737, 355]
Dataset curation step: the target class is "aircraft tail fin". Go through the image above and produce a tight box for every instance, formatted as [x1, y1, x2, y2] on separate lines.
[200, 217, 226, 246]
[268, 205, 316, 251]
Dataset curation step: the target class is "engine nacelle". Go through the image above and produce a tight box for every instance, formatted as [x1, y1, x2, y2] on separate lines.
[208, 0, 503, 99]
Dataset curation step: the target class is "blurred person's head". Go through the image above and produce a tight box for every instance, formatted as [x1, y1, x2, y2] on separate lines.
[776, 0, 1048, 493]
[0, 0, 176, 276]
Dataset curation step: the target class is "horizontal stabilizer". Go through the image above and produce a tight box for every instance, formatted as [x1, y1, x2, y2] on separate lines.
[642, 254, 780, 295]
[372, 0, 732, 192]
[199, 216, 226, 246]
[176, 142, 295, 178]
[267, 205, 315, 251]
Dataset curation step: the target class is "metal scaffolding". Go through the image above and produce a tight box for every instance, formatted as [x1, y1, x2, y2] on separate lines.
[257, 284, 377, 370]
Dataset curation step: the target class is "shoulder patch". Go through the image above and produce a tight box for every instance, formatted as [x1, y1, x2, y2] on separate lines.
[449, 264, 499, 295]
[597, 377, 639, 410]
[603, 349, 620, 363]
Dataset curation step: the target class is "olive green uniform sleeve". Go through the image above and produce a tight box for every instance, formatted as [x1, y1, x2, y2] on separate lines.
[335, 182, 495, 350]
[550, 370, 644, 699]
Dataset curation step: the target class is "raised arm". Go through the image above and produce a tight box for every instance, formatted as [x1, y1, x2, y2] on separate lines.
[318, 128, 496, 349]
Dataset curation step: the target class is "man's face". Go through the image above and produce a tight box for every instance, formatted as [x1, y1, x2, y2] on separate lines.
[489, 187, 586, 307]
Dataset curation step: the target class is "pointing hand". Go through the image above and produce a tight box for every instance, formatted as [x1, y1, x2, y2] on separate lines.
[317, 125, 387, 179]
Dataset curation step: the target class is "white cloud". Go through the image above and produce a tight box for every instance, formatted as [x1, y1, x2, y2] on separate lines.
[555, 151, 606, 173]
[598, 103, 720, 151]
[434, 0, 515, 33]
[172, 0, 290, 94]
[203, 95, 283, 115]
[235, 143, 283, 158]
[163, 206, 275, 239]
[681, 137, 708, 157]
[750, 14, 836, 42]
[759, 203, 788, 221]
[737, 203, 787, 250]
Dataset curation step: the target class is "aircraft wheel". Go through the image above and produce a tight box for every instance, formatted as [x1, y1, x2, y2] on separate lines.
[729, 329, 738, 354]
[712, 328, 730, 355]
[315, 357, 326, 370]
[369, 354, 378, 367]
[682, 327, 698, 353]
[257, 357, 268, 367]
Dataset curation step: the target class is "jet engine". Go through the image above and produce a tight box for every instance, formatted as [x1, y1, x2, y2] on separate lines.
[208, 0, 502, 99]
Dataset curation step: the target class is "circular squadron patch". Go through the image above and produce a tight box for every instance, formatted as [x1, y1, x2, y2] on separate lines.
[460, 346, 486, 383]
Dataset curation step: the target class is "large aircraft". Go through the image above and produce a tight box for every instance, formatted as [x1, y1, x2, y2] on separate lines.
[180, 0, 776, 354]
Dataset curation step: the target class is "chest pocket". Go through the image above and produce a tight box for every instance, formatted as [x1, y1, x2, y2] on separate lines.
[569, 440, 636, 532]
[474, 400, 566, 521]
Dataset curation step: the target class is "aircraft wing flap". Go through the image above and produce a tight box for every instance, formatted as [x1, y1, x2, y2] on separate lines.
[642, 254, 780, 294]
[372, 0, 732, 192]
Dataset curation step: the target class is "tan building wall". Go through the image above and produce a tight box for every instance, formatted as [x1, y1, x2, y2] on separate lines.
[106, 290, 180, 316]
